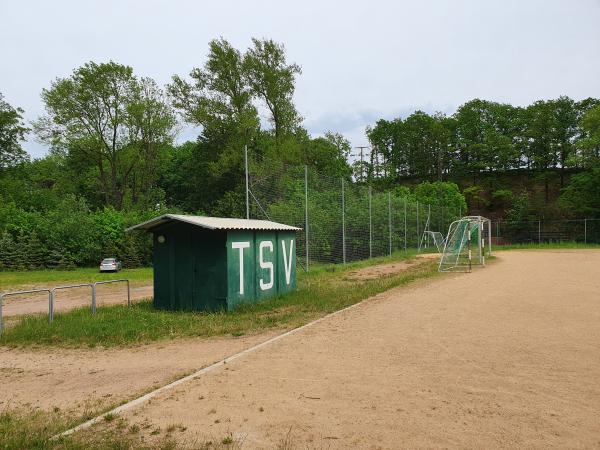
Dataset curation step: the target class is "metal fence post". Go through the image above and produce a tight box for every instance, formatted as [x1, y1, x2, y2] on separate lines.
[0, 294, 3, 337]
[488, 219, 492, 256]
[538, 220, 541, 245]
[416, 201, 419, 252]
[584, 218, 587, 244]
[368, 186, 372, 258]
[126, 280, 131, 307]
[342, 178, 346, 264]
[244, 145, 249, 220]
[92, 284, 97, 315]
[305, 165, 309, 271]
[478, 220, 483, 264]
[49, 289, 55, 324]
[404, 197, 407, 251]
[388, 191, 392, 257]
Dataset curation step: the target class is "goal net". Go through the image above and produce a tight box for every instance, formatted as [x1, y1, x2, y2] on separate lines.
[439, 216, 491, 272]
[421, 231, 445, 252]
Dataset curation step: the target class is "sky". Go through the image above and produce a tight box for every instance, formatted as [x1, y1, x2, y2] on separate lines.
[1, 0, 600, 159]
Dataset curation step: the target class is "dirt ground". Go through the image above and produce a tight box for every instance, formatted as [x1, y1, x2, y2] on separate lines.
[345, 261, 418, 281]
[2, 250, 600, 448]
[1, 283, 153, 318]
[0, 331, 279, 414]
[112, 250, 600, 449]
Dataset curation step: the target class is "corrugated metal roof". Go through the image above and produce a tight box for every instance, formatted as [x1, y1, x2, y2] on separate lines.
[126, 214, 301, 232]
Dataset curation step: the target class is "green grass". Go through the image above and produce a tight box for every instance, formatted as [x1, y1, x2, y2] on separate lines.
[0, 267, 153, 291]
[494, 241, 600, 251]
[0, 252, 438, 348]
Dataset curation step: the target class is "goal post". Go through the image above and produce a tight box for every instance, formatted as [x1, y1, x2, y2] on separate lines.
[438, 216, 491, 272]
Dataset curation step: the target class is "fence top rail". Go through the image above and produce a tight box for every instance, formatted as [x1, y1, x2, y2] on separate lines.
[53, 283, 93, 291]
[0, 288, 51, 298]
[494, 218, 600, 224]
[94, 279, 129, 286]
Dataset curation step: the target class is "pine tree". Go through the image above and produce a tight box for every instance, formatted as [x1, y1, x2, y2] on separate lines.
[0, 232, 17, 271]
[24, 231, 48, 269]
[13, 233, 29, 270]
[121, 234, 142, 268]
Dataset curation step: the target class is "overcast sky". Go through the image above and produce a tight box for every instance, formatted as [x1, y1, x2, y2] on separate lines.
[1, 0, 599, 158]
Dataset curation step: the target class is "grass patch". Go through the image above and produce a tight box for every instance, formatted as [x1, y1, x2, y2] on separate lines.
[0, 252, 438, 347]
[0, 406, 204, 449]
[0, 267, 153, 291]
[494, 241, 600, 251]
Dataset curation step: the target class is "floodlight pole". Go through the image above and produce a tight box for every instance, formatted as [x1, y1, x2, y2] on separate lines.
[342, 178, 346, 264]
[244, 145, 249, 220]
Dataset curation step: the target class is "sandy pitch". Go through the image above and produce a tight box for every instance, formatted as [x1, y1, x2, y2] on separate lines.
[119, 250, 600, 449]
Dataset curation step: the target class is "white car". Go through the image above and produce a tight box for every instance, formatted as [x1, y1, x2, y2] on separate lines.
[99, 258, 122, 272]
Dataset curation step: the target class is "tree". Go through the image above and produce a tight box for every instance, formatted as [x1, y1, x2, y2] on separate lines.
[454, 99, 519, 174]
[169, 39, 259, 215]
[243, 38, 302, 148]
[560, 167, 600, 217]
[575, 103, 600, 167]
[35, 61, 176, 210]
[0, 93, 29, 170]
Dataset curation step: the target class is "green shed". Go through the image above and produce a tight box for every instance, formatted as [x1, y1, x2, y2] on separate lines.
[127, 215, 300, 312]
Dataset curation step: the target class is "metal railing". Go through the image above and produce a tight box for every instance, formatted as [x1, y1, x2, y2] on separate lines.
[0, 288, 52, 336]
[0, 279, 130, 336]
[92, 279, 130, 314]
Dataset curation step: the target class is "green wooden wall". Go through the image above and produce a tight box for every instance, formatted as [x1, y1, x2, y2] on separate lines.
[226, 230, 296, 310]
[152, 222, 227, 311]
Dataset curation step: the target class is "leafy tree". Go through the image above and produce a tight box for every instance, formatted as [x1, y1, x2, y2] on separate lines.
[454, 99, 519, 174]
[575, 103, 600, 167]
[35, 61, 176, 209]
[559, 167, 600, 217]
[0, 93, 29, 170]
[169, 39, 259, 215]
[243, 38, 302, 147]
[413, 181, 466, 215]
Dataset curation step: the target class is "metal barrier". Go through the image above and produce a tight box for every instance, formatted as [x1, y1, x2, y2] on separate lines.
[0, 279, 131, 336]
[50, 284, 94, 323]
[92, 279, 130, 315]
[0, 288, 52, 336]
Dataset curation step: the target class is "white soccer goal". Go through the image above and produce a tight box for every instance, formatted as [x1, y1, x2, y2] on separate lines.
[418, 206, 445, 252]
[421, 231, 445, 252]
[438, 216, 492, 272]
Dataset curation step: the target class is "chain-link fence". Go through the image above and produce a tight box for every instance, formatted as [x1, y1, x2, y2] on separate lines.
[246, 151, 462, 269]
[491, 219, 600, 245]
